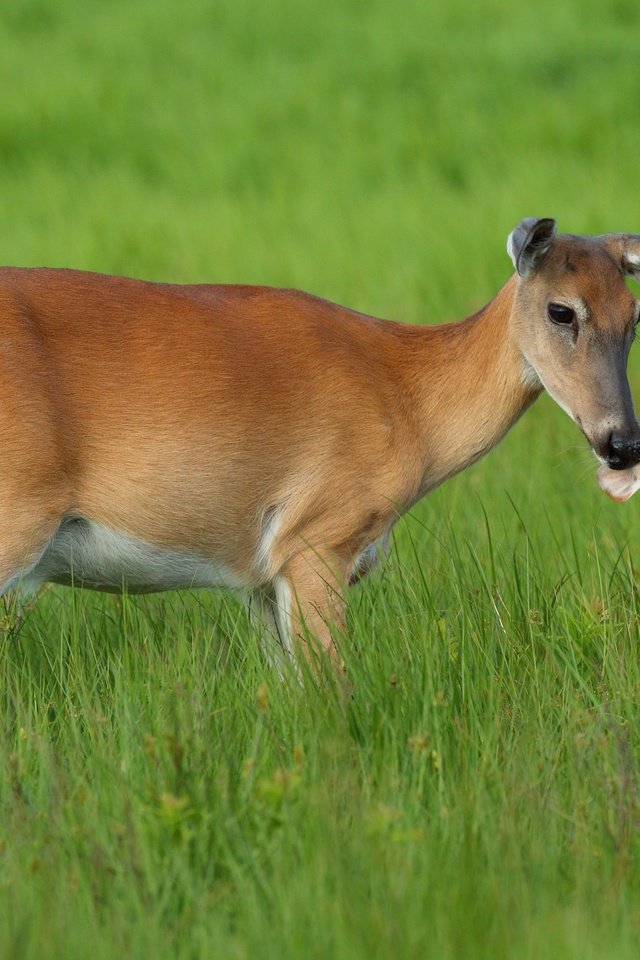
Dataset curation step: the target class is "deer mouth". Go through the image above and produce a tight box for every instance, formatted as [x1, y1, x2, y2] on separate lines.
[597, 464, 640, 502]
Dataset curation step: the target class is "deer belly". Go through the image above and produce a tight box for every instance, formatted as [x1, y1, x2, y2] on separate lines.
[27, 517, 240, 594]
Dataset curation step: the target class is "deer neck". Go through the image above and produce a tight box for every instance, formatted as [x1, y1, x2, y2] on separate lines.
[404, 276, 542, 495]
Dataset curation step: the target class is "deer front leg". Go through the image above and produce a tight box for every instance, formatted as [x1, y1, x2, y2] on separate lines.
[245, 584, 291, 676]
[271, 549, 348, 675]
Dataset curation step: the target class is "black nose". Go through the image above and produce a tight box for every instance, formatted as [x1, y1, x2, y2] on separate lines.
[605, 431, 640, 470]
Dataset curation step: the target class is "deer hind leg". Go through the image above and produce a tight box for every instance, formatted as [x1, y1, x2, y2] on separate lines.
[0, 510, 64, 598]
[271, 549, 348, 675]
[0, 504, 65, 632]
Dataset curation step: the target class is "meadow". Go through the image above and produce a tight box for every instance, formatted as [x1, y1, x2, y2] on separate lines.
[1, 0, 640, 956]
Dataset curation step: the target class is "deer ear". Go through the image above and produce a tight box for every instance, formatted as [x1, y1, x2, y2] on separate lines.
[601, 234, 640, 281]
[623, 249, 640, 281]
[506, 218, 557, 277]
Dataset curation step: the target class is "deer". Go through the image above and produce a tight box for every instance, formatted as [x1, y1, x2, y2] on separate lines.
[1, 217, 640, 673]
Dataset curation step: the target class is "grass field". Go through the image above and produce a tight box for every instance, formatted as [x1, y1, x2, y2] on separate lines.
[2, 0, 640, 957]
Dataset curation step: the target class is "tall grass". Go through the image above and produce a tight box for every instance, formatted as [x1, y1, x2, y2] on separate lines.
[1, 1, 640, 957]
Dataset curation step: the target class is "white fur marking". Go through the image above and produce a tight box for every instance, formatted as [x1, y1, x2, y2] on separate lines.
[597, 464, 640, 502]
[245, 587, 290, 674]
[521, 358, 541, 390]
[273, 575, 294, 654]
[256, 507, 282, 578]
[565, 297, 589, 324]
[25, 517, 241, 594]
[352, 530, 391, 581]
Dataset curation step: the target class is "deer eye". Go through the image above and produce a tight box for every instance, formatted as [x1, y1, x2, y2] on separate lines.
[547, 303, 575, 325]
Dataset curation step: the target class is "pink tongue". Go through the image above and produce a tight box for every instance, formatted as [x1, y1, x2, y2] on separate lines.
[597, 465, 640, 502]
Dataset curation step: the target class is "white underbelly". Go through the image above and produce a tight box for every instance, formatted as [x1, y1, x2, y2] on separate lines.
[23, 517, 240, 594]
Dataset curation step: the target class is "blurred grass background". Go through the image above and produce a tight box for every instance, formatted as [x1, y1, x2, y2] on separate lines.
[2, 0, 640, 958]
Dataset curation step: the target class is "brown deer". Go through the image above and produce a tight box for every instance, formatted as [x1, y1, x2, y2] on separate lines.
[1, 217, 639, 669]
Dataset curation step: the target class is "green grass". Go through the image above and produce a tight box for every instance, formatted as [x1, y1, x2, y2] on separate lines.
[2, 0, 640, 956]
